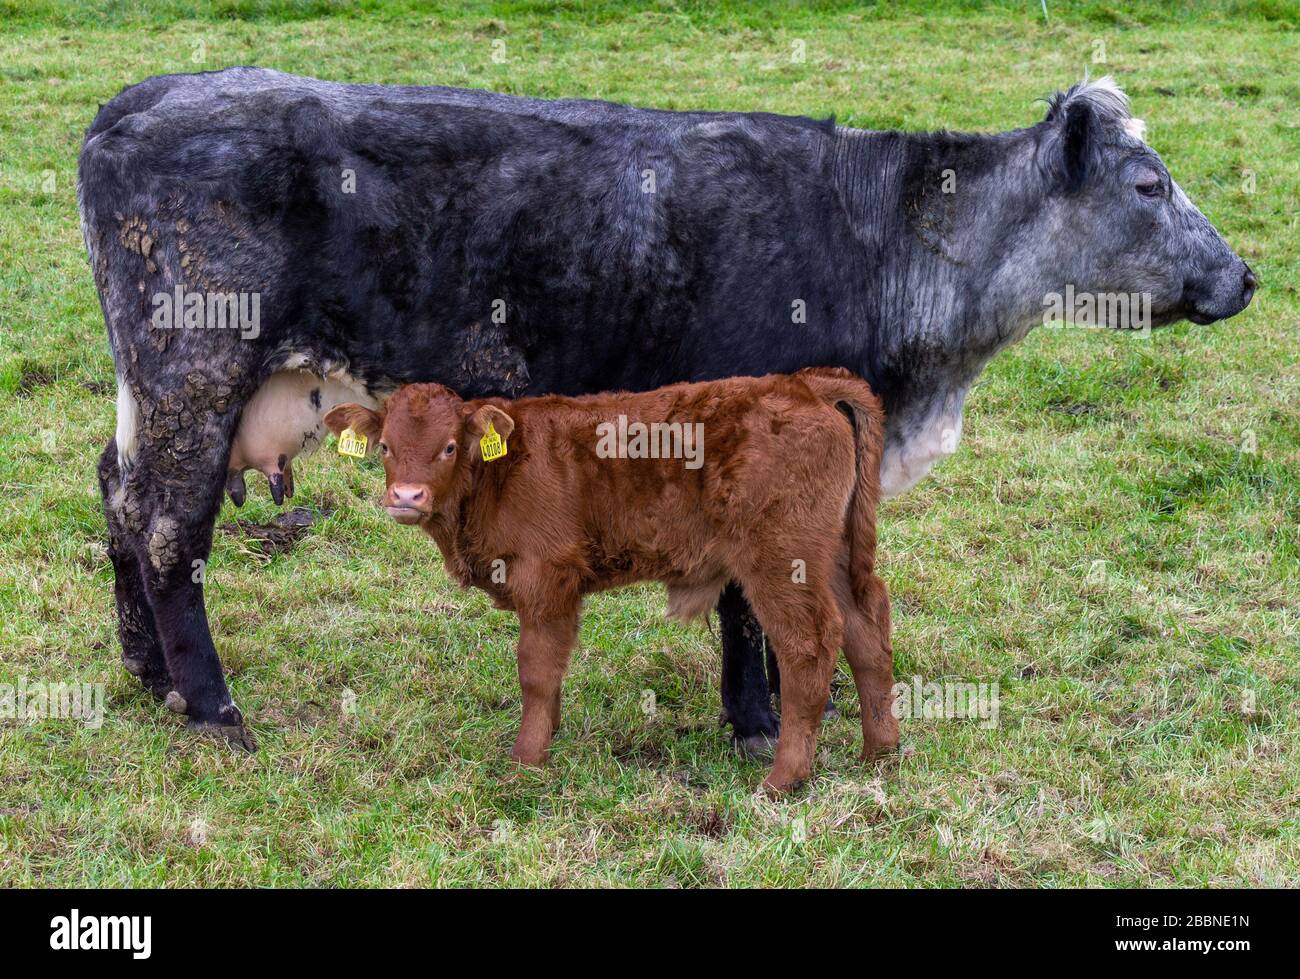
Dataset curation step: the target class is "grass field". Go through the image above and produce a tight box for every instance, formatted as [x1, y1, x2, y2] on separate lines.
[0, 0, 1296, 887]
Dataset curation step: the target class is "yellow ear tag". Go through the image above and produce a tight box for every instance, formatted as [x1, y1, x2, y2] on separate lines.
[337, 428, 368, 459]
[479, 421, 507, 462]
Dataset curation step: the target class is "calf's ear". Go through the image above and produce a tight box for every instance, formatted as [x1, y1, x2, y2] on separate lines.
[323, 404, 383, 444]
[463, 404, 515, 443]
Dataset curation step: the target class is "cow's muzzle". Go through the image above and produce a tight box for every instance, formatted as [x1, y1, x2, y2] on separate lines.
[1184, 260, 1257, 325]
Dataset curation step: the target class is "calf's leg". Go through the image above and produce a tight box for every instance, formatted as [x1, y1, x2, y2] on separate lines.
[511, 607, 579, 766]
[836, 569, 898, 757]
[767, 642, 841, 720]
[742, 574, 841, 795]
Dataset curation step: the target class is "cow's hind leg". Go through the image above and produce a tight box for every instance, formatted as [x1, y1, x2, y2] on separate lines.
[99, 439, 170, 697]
[110, 368, 258, 749]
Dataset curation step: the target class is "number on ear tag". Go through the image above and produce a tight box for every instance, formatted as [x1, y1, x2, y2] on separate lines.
[480, 421, 507, 461]
[338, 428, 368, 459]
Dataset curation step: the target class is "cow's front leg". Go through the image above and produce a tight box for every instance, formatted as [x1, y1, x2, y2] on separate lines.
[718, 583, 780, 759]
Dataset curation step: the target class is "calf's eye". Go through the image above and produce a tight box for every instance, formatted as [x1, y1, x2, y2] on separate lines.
[443, 442, 456, 457]
[378, 442, 389, 456]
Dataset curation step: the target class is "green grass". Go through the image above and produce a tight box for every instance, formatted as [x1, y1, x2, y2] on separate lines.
[0, 0, 1296, 887]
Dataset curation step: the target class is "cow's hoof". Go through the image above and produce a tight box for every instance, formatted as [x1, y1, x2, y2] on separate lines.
[733, 732, 778, 761]
[124, 655, 172, 699]
[188, 718, 258, 752]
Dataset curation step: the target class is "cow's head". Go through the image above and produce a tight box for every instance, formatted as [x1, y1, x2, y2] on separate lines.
[324, 384, 514, 526]
[1029, 77, 1255, 329]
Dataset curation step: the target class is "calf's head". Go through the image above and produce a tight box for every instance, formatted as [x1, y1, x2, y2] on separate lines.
[324, 384, 515, 526]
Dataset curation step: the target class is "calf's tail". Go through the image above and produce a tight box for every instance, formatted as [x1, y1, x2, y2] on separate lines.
[798, 368, 886, 606]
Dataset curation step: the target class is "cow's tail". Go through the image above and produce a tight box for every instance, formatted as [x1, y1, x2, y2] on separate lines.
[799, 368, 886, 606]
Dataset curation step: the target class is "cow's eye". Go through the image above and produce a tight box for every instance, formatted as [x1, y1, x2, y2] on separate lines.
[443, 441, 456, 457]
[378, 442, 389, 456]
[1135, 175, 1163, 198]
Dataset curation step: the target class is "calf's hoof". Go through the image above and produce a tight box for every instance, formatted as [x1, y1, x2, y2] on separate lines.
[760, 773, 806, 799]
[510, 742, 549, 767]
[861, 744, 899, 762]
[733, 731, 778, 762]
[861, 716, 901, 760]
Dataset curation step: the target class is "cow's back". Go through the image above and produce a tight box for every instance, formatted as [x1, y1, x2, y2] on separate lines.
[80, 68, 850, 406]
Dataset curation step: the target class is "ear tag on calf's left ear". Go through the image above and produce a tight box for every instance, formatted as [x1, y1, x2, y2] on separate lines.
[480, 421, 507, 462]
[337, 428, 368, 459]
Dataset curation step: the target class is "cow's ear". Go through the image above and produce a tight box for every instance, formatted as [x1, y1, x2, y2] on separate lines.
[464, 404, 515, 443]
[323, 404, 383, 445]
[1060, 99, 1096, 192]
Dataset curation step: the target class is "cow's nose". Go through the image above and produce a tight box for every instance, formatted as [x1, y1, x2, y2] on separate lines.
[1241, 266, 1258, 307]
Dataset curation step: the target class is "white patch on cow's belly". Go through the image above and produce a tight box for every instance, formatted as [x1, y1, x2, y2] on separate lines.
[115, 374, 141, 471]
[880, 407, 963, 498]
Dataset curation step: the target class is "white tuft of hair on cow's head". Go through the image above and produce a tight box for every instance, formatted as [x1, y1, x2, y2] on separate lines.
[1047, 76, 1144, 143]
[1045, 75, 1134, 129]
[1123, 117, 1147, 142]
[1076, 74, 1128, 110]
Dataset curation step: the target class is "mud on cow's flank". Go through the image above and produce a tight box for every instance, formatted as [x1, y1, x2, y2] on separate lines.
[0, 1, 1295, 887]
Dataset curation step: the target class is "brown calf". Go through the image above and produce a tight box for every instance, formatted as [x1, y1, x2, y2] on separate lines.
[324, 367, 896, 793]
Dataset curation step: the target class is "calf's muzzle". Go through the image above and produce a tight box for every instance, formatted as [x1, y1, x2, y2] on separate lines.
[385, 483, 431, 524]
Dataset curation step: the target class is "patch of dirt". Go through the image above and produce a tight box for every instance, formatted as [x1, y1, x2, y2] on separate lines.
[0, 802, 43, 818]
[688, 805, 731, 839]
[80, 379, 112, 396]
[220, 505, 334, 559]
[16, 366, 53, 395]
[1049, 400, 1098, 417]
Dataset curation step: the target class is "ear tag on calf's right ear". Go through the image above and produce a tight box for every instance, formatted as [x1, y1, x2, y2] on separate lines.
[480, 421, 507, 462]
[337, 428, 368, 459]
